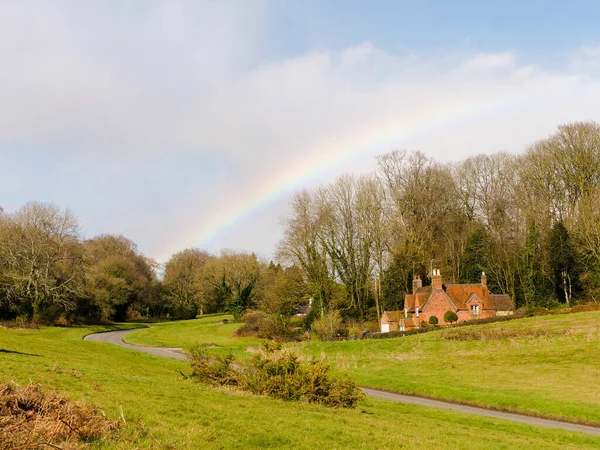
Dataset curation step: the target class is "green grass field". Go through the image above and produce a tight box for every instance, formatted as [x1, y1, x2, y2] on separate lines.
[128, 311, 600, 425]
[287, 311, 600, 425]
[1, 314, 599, 448]
[124, 314, 260, 356]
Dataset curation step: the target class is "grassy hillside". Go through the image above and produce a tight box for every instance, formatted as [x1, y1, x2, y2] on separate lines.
[290, 311, 600, 424]
[124, 314, 259, 356]
[128, 311, 600, 425]
[1, 324, 599, 448]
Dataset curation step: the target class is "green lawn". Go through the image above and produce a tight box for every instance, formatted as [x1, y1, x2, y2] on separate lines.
[288, 311, 600, 425]
[124, 314, 260, 356]
[1, 323, 599, 448]
[127, 311, 600, 425]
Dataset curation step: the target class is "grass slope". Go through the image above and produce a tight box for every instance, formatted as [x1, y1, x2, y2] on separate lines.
[124, 314, 260, 356]
[289, 311, 600, 425]
[129, 311, 600, 425]
[1, 324, 599, 448]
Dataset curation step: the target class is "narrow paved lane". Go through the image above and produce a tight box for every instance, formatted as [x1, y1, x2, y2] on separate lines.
[84, 328, 187, 361]
[363, 388, 600, 436]
[84, 328, 600, 437]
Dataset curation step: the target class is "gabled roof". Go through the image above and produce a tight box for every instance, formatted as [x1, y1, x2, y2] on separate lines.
[404, 272, 514, 314]
[404, 286, 432, 311]
[422, 288, 458, 312]
[381, 310, 402, 323]
[400, 317, 417, 328]
[465, 293, 483, 305]
[445, 284, 491, 308]
[490, 294, 514, 311]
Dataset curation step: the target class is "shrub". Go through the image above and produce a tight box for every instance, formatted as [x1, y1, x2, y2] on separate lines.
[443, 326, 558, 341]
[235, 311, 268, 337]
[570, 303, 600, 313]
[189, 346, 238, 386]
[428, 316, 439, 325]
[311, 310, 343, 340]
[347, 325, 362, 340]
[523, 306, 551, 317]
[235, 311, 304, 341]
[171, 303, 198, 320]
[361, 327, 433, 340]
[443, 310, 458, 324]
[189, 342, 364, 408]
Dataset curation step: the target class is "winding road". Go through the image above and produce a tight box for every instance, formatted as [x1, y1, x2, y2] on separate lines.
[85, 328, 600, 437]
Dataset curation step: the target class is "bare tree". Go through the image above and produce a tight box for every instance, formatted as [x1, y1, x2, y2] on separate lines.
[276, 190, 334, 316]
[0, 202, 83, 318]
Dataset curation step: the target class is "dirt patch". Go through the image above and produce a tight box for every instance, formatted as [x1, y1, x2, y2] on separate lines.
[0, 382, 121, 449]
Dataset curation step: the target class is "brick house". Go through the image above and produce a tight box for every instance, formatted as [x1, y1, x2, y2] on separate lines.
[380, 270, 513, 332]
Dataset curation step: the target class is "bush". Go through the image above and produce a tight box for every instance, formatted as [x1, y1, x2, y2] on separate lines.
[569, 303, 600, 313]
[443, 310, 458, 324]
[428, 316, 439, 325]
[361, 327, 433, 340]
[171, 303, 198, 320]
[347, 325, 362, 340]
[443, 326, 558, 341]
[34, 304, 64, 325]
[235, 311, 304, 341]
[189, 346, 238, 386]
[311, 310, 343, 340]
[189, 342, 364, 408]
[235, 311, 269, 337]
[523, 306, 551, 317]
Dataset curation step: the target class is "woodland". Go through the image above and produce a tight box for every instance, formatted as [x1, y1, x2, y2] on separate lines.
[1, 122, 600, 332]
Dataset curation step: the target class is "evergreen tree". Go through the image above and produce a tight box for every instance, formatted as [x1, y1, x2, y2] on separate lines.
[460, 226, 493, 284]
[548, 221, 580, 305]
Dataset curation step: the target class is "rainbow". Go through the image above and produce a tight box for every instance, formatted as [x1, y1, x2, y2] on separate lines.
[189, 91, 527, 255]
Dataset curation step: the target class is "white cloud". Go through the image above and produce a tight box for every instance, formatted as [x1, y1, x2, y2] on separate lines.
[1, 1, 600, 261]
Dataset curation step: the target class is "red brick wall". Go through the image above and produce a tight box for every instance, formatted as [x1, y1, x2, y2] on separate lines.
[422, 291, 500, 326]
[421, 291, 456, 325]
[480, 310, 495, 319]
[455, 308, 494, 323]
[457, 310, 471, 323]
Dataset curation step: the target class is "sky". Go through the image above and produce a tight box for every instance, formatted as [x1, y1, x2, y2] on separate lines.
[1, 0, 600, 262]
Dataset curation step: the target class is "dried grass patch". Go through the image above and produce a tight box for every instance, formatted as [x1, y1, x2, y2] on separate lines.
[0, 382, 121, 450]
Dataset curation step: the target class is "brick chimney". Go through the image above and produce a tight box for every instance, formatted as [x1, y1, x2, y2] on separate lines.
[481, 271, 487, 286]
[412, 275, 422, 294]
[432, 268, 443, 290]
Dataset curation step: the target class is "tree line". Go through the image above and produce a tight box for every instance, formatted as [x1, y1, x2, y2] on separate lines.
[277, 121, 600, 321]
[0, 203, 305, 324]
[2, 121, 599, 327]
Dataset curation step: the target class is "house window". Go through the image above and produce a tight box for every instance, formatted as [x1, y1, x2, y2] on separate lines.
[471, 305, 480, 315]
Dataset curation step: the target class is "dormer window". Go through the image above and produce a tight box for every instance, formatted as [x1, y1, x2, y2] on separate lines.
[471, 304, 480, 315]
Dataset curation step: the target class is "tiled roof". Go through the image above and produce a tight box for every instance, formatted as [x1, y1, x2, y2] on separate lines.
[490, 294, 514, 311]
[445, 284, 492, 308]
[400, 318, 417, 328]
[405, 286, 432, 311]
[381, 310, 402, 323]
